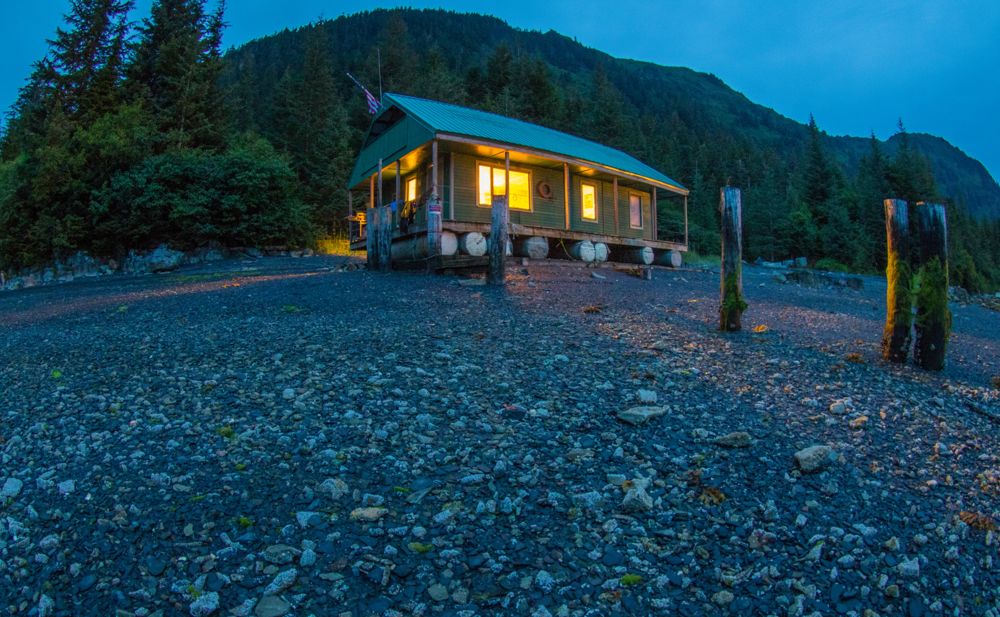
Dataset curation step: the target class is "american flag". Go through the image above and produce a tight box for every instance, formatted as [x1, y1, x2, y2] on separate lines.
[347, 72, 381, 115]
[364, 89, 380, 115]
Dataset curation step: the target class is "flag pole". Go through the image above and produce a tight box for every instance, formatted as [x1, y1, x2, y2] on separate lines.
[377, 47, 383, 100]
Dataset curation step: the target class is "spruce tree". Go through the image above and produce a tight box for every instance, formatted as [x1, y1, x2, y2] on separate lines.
[129, 0, 229, 151]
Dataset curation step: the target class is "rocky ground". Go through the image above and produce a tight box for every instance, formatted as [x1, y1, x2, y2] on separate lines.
[1, 256, 999, 617]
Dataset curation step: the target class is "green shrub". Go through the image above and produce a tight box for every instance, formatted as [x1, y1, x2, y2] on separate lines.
[814, 258, 850, 273]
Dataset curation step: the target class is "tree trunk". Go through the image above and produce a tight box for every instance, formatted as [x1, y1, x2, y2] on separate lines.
[881, 199, 912, 362]
[719, 187, 745, 331]
[913, 202, 949, 370]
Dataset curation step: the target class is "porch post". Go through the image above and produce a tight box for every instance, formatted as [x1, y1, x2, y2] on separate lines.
[367, 174, 376, 269]
[613, 177, 620, 236]
[395, 160, 401, 229]
[684, 194, 689, 248]
[563, 162, 570, 229]
[651, 186, 657, 240]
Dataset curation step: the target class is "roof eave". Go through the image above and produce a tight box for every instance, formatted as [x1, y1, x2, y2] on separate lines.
[435, 133, 688, 195]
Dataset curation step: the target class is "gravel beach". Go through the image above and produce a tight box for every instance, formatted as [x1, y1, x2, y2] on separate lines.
[2, 256, 999, 616]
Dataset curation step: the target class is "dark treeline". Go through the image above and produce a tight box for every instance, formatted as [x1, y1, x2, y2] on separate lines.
[0, 0, 312, 270]
[3, 6, 999, 291]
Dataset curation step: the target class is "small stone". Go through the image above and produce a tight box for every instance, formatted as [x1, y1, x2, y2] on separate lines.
[350, 507, 388, 522]
[262, 545, 299, 565]
[282, 388, 295, 400]
[299, 549, 317, 567]
[316, 478, 348, 500]
[621, 486, 654, 513]
[535, 570, 556, 593]
[2, 477, 24, 498]
[884, 584, 900, 599]
[57, 479, 75, 495]
[713, 431, 752, 448]
[794, 445, 835, 473]
[189, 591, 220, 616]
[637, 389, 657, 404]
[37, 595, 55, 617]
[427, 583, 449, 601]
[829, 398, 851, 415]
[295, 511, 320, 528]
[849, 415, 869, 429]
[263, 568, 297, 595]
[884, 536, 899, 551]
[254, 596, 290, 617]
[616, 406, 668, 426]
[897, 557, 920, 578]
[712, 590, 734, 606]
[572, 491, 604, 510]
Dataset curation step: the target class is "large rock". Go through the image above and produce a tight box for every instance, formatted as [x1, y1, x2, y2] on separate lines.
[146, 245, 185, 272]
[794, 445, 835, 473]
[616, 406, 668, 426]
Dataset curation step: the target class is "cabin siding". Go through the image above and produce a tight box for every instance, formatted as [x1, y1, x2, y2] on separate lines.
[450, 153, 566, 230]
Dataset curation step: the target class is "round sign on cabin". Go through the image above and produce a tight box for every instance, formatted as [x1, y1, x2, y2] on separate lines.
[536, 181, 553, 199]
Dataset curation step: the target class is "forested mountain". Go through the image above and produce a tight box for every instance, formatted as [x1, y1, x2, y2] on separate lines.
[221, 8, 1000, 289]
[2, 5, 999, 291]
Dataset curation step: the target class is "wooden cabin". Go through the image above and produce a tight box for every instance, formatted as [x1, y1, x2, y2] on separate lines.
[347, 93, 689, 267]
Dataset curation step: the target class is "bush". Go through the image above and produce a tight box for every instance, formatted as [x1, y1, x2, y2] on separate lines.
[814, 257, 851, 273]
[93, 134, 316, 253]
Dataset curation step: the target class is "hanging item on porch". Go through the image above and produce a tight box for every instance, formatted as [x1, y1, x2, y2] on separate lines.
[536, 180, 553, 199]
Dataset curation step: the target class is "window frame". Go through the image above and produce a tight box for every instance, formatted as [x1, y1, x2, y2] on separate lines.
[580, 181, 599, 223]
[628, 191, 644, 229]
[476, 161, 533, 212]
[405, 176, 418, 202]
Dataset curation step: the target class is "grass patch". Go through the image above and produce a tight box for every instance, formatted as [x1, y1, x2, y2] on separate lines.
[216, 425, 236, 440]
[316, 233, 352, 256]
[620, 574, 643, 586]
[50, 369, 63, 380]
[682, 251, 721, 267]
[237, 516, 253, 528]
[281, 304, 305, 314]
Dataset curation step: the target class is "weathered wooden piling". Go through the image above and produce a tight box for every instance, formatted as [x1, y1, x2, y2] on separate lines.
[913, 202, 950, 370]
[881, 199, 912, 362]
[719, 187, 746, 331]
[377, 205, 392, 272]
[488, 152, 510, 286]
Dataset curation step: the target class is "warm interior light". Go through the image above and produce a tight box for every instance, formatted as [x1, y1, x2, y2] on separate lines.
[582, 183, 597, 220]
[406, 177, 417, 201]
[478, 163, 530, 210]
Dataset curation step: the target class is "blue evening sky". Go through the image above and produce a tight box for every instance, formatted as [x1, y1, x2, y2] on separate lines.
[2, 1, 998, 180]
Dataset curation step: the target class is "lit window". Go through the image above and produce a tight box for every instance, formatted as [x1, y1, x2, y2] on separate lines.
[581, 183, 597, 221]
[629, 193, 643, 228]
[477, 164, 530, 211]
[406, 177, 417, 202]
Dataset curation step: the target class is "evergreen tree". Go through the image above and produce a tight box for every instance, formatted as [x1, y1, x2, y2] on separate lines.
[129, 0, 229, 151]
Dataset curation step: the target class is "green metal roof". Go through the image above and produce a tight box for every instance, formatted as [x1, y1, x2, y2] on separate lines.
[352, 93, 686, 192]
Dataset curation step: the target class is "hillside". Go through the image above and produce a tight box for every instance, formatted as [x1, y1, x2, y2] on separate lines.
[224, 9, 999, 220]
